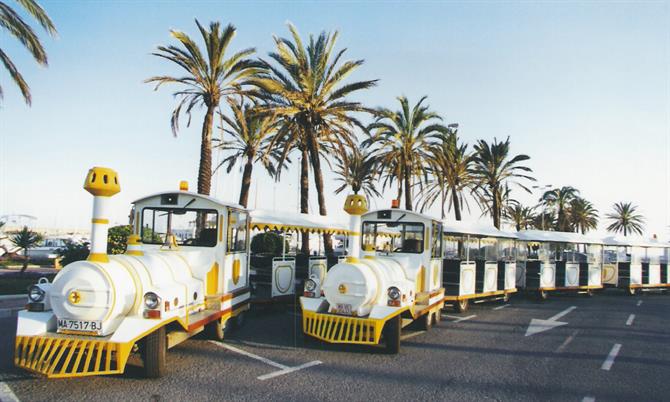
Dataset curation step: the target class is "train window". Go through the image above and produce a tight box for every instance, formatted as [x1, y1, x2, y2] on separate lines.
[431, 223, 442, 258]
[587, 244, 602, 264]
[443, 235, 463, 260]
[631, 247, 645, 264]
[362, 221, 424, 254]
[516, 242, 527, 262]
[141, 208, 218, 247]
[647, 247, 662, 264]
[528, 242, 550, 262]
[498, 238, 516, 261]
[480, 238, 498, 261]
[227, 209, 248, 253]
[465, 237, 480, 261]
[617, 246, 630, 263]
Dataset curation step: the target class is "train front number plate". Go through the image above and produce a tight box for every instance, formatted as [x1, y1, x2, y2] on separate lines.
[335, 304, 352, 315]
[57, 319, 102, 334]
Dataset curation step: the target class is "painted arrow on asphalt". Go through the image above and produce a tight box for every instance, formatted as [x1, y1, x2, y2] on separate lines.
[525, 306, 577, 337]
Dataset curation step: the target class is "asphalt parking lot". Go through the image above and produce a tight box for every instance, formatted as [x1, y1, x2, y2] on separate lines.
[1, 289, 669, 402]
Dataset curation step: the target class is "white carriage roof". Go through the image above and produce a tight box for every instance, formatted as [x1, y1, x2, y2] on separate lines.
[442, 220, 517, 239]
[249, 209, 350, 234]
[132, 191, 245, 210]
[602, 235, 670, 248]
[517, 230, 603, 244]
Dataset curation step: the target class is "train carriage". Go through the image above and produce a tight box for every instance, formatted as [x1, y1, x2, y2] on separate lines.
[517, 230, 604, 300]
[300, 196, 445, 353]
[602, 236, 670, 295]
[441, 222, 518, 312]
[15, 168, 251, 378]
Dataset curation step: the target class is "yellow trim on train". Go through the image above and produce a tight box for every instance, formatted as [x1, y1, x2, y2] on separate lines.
[443, 289, 517, 301]
[251, 222, 350, 235]
[302, 307, 409, 345]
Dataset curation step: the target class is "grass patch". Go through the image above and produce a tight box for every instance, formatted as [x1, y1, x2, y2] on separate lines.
[0, 274, 56, 295]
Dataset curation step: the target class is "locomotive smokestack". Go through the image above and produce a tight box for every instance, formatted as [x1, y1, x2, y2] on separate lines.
[343, 194, 368, 262]
[83, 167, 120, 263]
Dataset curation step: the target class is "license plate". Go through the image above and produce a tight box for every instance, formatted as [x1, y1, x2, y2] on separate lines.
[57, 318, 102, 334]
[335, 303, 352, 315]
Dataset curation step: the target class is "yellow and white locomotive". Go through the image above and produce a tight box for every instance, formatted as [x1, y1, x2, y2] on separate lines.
[300, 196, 445, 353]
[15, 167, 250, 378]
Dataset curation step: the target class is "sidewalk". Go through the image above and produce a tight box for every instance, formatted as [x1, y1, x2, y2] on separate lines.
[0, 294, 26, 316]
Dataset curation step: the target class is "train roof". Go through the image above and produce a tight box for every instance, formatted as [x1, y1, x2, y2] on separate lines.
[517, 229, 603, 245]
[362, 208, 438, 223]
[602, 235, 670, 248]
[442, 221, 517, 239]
[249, 209, 350, 234]
[132, 191, 245, 210]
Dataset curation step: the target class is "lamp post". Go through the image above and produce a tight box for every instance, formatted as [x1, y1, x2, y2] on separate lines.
[532, 184, 553, 230]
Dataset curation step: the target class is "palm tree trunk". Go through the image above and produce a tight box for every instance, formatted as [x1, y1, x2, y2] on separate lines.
[307, 137, 333, 254]
[452, 191, 462, 221]
[300, 147, 310, 255]
[238, 155, 254, 208]
[21, 248, 28, 274]
[404, 166, 413, 211]
[198, 104, 216, 196]
[492, 192, 500, 229]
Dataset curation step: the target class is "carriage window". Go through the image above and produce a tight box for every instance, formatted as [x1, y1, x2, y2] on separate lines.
[516, 242, 528, 262]
[466, 237, 480, 261]
[431, 223, 442, 258]
[227, 209, 248, 253]
[443, 235, 463, 259]
[648, 247, 662, 264]
[631, 247, 645, 264]
[141, 208, 218, 247]
[603, 248, 618, 264]
[362, 221, 424, 254]
[480, 238, 498, 261]
[617, 246, 630, 263]
[498, 238, 516, 262]
[587, 244, 602, 264]
[528, 242, 550, 262]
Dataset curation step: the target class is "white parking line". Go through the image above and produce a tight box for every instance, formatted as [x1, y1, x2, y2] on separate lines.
[555, 329, 580, 353]
[625, 314, 635, 326]
[444, 314, 477, 323]
[601, 344, 622, 371]
[582, 397, 595, 402]
[0, 381, 20, 402]
[400, 330, 426, 341]
[637, 300, 643, 306]
[209, 341, 321, 380]
[493, 304, 510, 311]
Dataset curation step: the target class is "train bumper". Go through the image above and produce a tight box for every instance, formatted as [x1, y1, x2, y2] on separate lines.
[15, 334, 132, 378]
[302, 310, 387, 345]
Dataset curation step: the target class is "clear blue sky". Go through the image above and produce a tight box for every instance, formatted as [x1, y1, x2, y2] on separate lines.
[1, 1, 668, 238]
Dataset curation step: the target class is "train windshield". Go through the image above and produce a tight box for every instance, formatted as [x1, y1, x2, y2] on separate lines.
[362, 221, 424, 254]
[141, 208, 218, 247]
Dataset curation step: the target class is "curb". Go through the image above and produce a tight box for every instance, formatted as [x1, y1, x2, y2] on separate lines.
[0, 294, 26, 301]
[0, 307, 23, 319]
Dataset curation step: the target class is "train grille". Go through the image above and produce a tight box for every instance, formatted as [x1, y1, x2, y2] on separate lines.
[15, 335, 131, 378]
[302, 310, 384, 345]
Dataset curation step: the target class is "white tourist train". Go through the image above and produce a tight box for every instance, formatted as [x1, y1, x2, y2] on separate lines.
[602, 235, 670, 294]
[300, 195, 445, 353]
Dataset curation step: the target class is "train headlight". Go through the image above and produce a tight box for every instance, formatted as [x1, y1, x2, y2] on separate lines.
[28, 285, 46, 302]
[143, 292, 161, 310]
[387, 287, 401, 300]
[305, 279, 317, 292]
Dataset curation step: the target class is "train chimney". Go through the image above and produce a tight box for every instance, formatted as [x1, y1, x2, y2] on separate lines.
[83, 167, 120, 263]
[343, 194, 368, 263]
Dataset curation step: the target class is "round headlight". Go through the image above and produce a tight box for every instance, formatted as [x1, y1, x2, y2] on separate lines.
[144, 292, 160, 310]
[387, 286, 401, 301]
[304, 279, 317, 292]
[28, 285, 45, 302]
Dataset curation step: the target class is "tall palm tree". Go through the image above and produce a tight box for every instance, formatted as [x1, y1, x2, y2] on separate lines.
[1, 0, 57, 105]
[471, 137, 534, 229]
[146, 20, 263, 195]
[606, 202, 645, 236]
[215, 98, 282, 207]
[504, 203, 535, 231]
[568, 197, 599, 234]
[251, 23, 377, 253]
[332, 146, 381, 200]
[368, 96, 449, 211]
[9, 226, 42, 273]
[541, 186, 579, 231]
[532, 210, 556, 231]
[419, 129, 476, 220]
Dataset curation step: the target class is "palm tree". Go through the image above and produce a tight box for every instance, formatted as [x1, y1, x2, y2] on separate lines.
[568, 197, 599, 234]
[368, 96, 449, 211]
[332, 146, 381, 201]
[1, 0, 57, 105]
[251, 23, 377, 253]
[419, 128, 476, 220]
[215, 98, 282, 207]
[9, 226, 42, 273]
[541, 186, 579, 231]
[471, 137, 534, 229]
[606, 202, 645, 236]
[146, 20, 263, 195]
[531, 210, 556, 231]
[504, 203, 535, 231]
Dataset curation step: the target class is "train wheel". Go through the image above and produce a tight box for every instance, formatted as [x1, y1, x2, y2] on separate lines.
[142, 326, 166, 378]
[503, 293, 510, 303]
[586, 290, 594, 298]
[454, 299, 469, 313]
[537, 290, 548, 301]
[205, 317, 225, 341]
[383, 315, 401, 354]
[417, 312, 433, 331]
[236, 311, 247, 328]
[434, 309, 442, 324]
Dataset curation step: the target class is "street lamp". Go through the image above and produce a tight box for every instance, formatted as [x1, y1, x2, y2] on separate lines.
[532, 184, 553, 230]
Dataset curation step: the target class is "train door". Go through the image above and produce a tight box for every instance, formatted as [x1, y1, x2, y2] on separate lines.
[429, 222, 442, 291]
[224, 208, 249, 294]
[587, 243, 603, 287]
[602, 245, 618, 286]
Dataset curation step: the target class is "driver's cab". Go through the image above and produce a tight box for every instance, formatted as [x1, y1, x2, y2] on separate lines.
[360, 209, 443, 294]
[130, 189, 249, 299]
